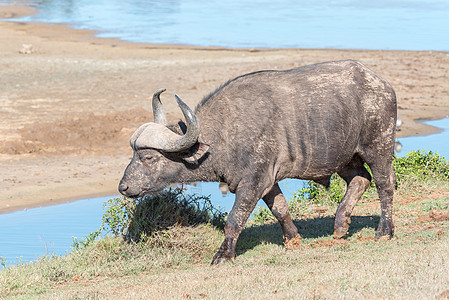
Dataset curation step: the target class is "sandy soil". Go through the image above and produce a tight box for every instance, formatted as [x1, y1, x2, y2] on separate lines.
[1, 5, 448, 214]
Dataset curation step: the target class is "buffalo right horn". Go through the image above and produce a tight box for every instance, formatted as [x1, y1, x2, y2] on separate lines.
[133, 93, 200, 152]
[152, 88, 168, 125]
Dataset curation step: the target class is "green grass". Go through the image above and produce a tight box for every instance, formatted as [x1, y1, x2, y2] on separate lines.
[1, 150, 449, 299]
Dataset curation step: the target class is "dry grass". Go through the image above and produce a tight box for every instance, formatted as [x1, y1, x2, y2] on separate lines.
[2, 188, 449, 299]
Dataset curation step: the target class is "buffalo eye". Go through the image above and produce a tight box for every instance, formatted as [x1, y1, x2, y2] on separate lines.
[142, 156, 156, 168]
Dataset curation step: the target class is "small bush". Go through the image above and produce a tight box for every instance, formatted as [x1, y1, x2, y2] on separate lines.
[394, 150, 449, 188]
[102, 188, 226, 243]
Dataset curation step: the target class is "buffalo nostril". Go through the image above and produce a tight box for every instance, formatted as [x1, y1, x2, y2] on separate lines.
[119, 183, 129, 193]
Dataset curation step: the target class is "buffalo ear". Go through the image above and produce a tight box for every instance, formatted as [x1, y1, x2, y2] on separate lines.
[181, 143, 210, 164]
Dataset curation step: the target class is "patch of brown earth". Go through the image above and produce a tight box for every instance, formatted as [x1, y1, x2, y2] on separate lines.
[356, 232, 376, 242]
[397, 191, 449, 206]
[436, 230, 446, 237]
[315, 207, 328, 214]
[430, 209, 449, 221]
[287, 231, 392, 250]
[0, 108, 156, 155]
[305, 238, 349, 248]
[437, 289, 449, 299]
[284, 234, 303, 250]
[418, 209, 449, 222]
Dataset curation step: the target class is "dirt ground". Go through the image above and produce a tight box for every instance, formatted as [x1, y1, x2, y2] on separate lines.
[1, 5, 449, 214]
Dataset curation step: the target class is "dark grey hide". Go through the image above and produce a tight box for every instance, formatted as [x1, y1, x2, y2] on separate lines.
[119, 60, 397, 264]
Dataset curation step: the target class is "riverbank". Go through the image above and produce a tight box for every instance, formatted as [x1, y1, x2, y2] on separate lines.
[1, 5, 449, 214]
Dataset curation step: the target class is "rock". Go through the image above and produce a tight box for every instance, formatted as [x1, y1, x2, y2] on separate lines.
[19, 44, 34, 54]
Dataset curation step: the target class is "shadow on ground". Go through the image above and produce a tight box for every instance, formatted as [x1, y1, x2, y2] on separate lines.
[236, 215, 380, 255]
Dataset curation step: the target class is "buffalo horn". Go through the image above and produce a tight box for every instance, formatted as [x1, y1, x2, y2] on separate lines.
[152, 88, 168, 125]
[133, 94, 200, 152]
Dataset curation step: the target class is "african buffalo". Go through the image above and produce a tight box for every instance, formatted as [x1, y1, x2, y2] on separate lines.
[119, 60, 397, 264]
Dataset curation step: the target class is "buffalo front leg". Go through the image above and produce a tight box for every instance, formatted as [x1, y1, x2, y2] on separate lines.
[334, 157, 372, 238]
[211, 187, 260, 265]
[262, 183, 299, 241]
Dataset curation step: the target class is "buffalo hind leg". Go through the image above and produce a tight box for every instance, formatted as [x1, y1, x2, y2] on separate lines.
[262, 183, 299, 241]
[371, 162, 396, 238]
[211, 186, 261, 265]
[334, 156, 372, 238]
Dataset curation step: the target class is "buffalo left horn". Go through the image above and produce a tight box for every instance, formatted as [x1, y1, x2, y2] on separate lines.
[132, 93, 200, 152]
[152, 88, 168, 125]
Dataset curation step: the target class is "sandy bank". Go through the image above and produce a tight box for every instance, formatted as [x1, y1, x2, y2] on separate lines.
[1, 5, 448, 214]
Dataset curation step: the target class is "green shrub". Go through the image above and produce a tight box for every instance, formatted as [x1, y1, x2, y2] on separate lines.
[394, 150, 449, 188]
[71, 230, 101, 251]
[253, 205, 276, 224]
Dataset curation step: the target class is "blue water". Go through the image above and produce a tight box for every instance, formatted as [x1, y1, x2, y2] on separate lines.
[185, 178, 302, 213]
[1, 118, 448, 266]
[2, 0, 449, 51]
[396, 118, 449, 158]
[0, 197, 105, 266]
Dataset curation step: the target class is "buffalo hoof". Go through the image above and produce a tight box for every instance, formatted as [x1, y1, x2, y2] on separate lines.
[333, 225, 349, 239]
[211, 252, 234, 265]
[374, 219, 394, 240]
[333, 218, 350, 239]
